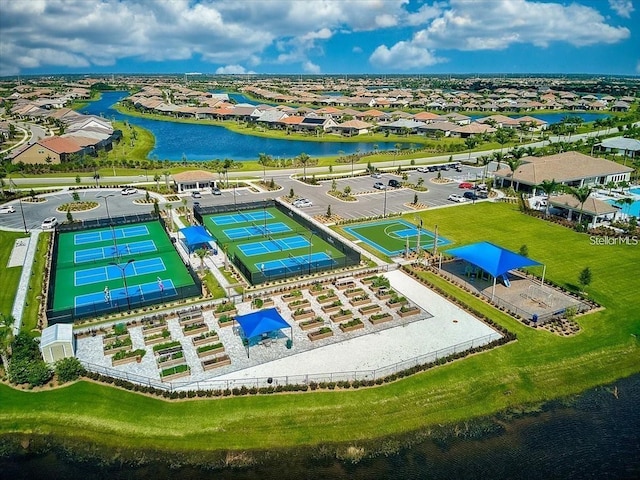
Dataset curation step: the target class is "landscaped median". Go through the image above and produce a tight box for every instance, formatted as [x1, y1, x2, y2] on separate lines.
[1, 202, 639, 457]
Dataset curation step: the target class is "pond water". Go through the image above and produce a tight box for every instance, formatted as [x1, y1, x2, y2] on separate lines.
[80, 92, 397, 161]
[3, 374, 639, 480]
[81, 92, 609, 163]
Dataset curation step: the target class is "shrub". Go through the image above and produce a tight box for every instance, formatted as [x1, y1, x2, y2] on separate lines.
[55, 357, 85, 383]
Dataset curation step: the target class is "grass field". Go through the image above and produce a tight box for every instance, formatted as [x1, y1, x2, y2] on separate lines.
[1, 202, 638, 453]
[0, 231, 27, 318]
[51, 221, 195, 318]
[343, 218, 452, 256]
[202, 207, 346, 283]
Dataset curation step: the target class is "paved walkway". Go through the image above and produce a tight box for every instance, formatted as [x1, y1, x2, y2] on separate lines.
[11, 229, 41, 334]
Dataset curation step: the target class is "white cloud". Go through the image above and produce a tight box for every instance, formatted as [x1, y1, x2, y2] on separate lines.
[370, 42, 445, 70]
[302, 61, 321, 74]
[215, 64, 255, 75]
[609, 0, 634, 18]
[352, 46, 363, 54]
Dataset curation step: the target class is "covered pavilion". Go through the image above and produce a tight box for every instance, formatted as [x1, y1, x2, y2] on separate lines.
[235, 308, 292, 358]
[178, 225, 216, 253]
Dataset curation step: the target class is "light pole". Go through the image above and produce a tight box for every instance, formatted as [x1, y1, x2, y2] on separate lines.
[383, 186, 388, 217]
[233, 182, 236, 208]
[97, 193, 118, 259]
[18, 198, 28, 234]
[263, 200, 267, 236]
[110, 259, 134, 311]
[307, 232, 315, 274]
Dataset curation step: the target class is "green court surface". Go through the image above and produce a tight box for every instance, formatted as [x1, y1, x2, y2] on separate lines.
[202, 207, 346, 282]
[52, 221, 196, 316]
[343, 218, 452, 257]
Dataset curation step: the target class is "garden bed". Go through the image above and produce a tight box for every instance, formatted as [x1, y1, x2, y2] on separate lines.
[288, 298, 311, 309]
[111, 349, 145, 366]
[201, 355, 231, 371]
[144, 332, 171, 346]
[344, 287, 365, 298]
[160, 364, 190, 382]
[182, 322, 208, 336]
[321, 302, 343, 314]
[339, 318, 364, 333]
[369, 312, 393, 325]
[142, 322, 167, 336]
[192, 331, 219, 347]
[179, 314, 204, 327]
[330, 310, 353, 323]
[281, 291, 304, 304]
[156, 351, 185, 368]
[299, 317, 324, 331]
[292, 309, 315, 321]
[359, 304, 381, 315]
[350, 296, 371, 307]
[307, 327, 334, 341]
[197, 342, 225, 358]
[217, 315, 235, 328]
[398, 306, 420, 318]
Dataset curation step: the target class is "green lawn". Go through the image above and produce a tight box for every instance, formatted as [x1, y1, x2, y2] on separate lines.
[1, 202, 639, 453]
[0, 230, 27, 318]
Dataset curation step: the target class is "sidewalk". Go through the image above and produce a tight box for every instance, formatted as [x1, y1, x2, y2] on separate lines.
[11, 230, 41, 334]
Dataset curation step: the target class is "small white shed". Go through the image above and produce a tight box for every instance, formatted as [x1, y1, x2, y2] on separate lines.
[40, 324, 75, 363]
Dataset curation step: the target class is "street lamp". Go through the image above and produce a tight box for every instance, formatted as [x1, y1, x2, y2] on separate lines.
[383, 185, 388, 217]
[307, 232, 315, 275]
[110, 259, 134, 311]
[97, 193, 119, 259]
[18, 198, 28, 234]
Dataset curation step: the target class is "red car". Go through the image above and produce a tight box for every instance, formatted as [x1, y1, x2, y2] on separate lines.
[459, 182, 473, 189]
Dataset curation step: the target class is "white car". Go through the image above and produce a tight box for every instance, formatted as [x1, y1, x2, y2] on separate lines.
[0, 205, 16, 214]
[121, 187, 138, 195]
[41, 217, 58, 229]
[416, 166, 428, 173]
[373, 182, 386, 190]
[448, 193, 467, 203]
[293, 198, 313, 208]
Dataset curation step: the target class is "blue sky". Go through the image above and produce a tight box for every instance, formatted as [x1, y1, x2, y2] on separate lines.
[1, 0, 638, 77]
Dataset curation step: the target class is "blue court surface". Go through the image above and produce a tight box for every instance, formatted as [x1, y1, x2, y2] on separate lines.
[256, 252, 335, 277]
[74, 240, 157, 264]
[74, 225, 150, 245]
[238, 235, 310, 256]
[73, 279, 177, 316]
[74, 258, 167, 286]
[223, 222, 291, 240]
[212, 211, 274, 226]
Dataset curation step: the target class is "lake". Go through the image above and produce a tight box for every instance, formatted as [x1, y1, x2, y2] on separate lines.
[2, 374, 638, 479]
[81, 92, 609, 163]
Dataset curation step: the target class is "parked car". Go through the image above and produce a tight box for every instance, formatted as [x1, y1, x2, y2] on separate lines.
[447, 194, 466, 203]
[459, 182, 473, 189]
[427, 166, 438, 172]
[191, 191, 202, 198]
[121, 187, 137, 195]
[373, 182, 386, 190]
[293, 198, 312, 207]
[0, 205, 15, 214]
[41, 217, 58, 229]
[455, 165, 463, 172]
[463, 191, 479, 200]
[477, 191, 489, 199]
[416, 166, 428, 173]
[388, 179, 402, 188]
[370, 172, 382, 178]
[211, 187, 221, 195]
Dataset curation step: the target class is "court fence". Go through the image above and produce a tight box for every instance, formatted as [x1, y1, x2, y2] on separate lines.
[79, 332, 502, 392]
[46, 215, 203, 325]
[193, 199, 362, 285]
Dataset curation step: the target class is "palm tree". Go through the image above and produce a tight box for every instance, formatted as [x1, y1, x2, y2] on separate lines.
[537, 179, 561, 217]
[569, 186, 593, 224]
[494, 127, 511, 154]
[153, 174, 161, 190]
[257, 153, 270, 184]
[615, 197, 634, 217]
[194, 248, 208, 272]
[297, 152, 310, 180]
[479, 155, 492, 183]
[0, 314, 15, 370]
[505, 158, 523, 190]
[464, 136, 479, 163]
[222, 158, 234, 187]
[163, 170, 171, 190]
[605, 180, 617, 195]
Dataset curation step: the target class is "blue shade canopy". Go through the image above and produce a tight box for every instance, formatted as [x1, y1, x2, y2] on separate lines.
[235, 308, 291, 339]
[179, 225, 214, 252]
[444, 242, 541, 277]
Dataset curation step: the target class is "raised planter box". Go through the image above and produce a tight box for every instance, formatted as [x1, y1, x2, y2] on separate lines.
[299, 318, 324, 331]
[153, 342, 182, 356]
[179, 315, 204, 327]
[398, 307, 420, 318]
[156, 356, 185, 368]
[344, 288, 365, 298]
[335, 281, 356, 291]
[292, 310, 315, 321]
[369, 313, 393, 325]
[288, 298, 311, 309]
[317, 294, 338, 305]
[144, 334, 171, 346]
[321, 304, 342, 314]
[197, 344, 225, 358]
[309, 288, 329, 297]
[103, 344, 132, 356]
[350, 297, 371, 307]
[308, 328, 334, 341]
[161, 367, 191, 382]
[282, 292, 304, 304]
[102, 333, 129, 346]
[252, 298, 275, 309]
[375, 292, 393, 301]
[387, 299, 408, 309]
[330, 311, 353, 323]
[192, 333, 219, 347]
[111, 354, 140, 366]
[360, 276, 378, 285]
[182, 324, 208, 337]
[142, 323, 167, 336]
[339, 320, 364, 333]
[359, 304, 381, 315]
[217, 316, 235, 328]
[201, 355, 231, 371]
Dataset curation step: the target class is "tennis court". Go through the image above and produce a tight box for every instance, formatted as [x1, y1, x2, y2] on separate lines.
[74, 239, 157, 263]
[343, 219, 451, 257]
[201, 206, 353, 284]
[73, 225, 150, 245]
[50, 220, 199, 320]
[223, 222, 291, 240]
[238, 235, 310, 256]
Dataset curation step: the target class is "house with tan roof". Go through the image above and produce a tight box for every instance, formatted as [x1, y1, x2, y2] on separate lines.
[494, 151, 633, 192]
[10, 136, 87, 165]
[548, 194, 619, 228]
[172, 170, 217, 193]
[331, 119, 373, 136]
